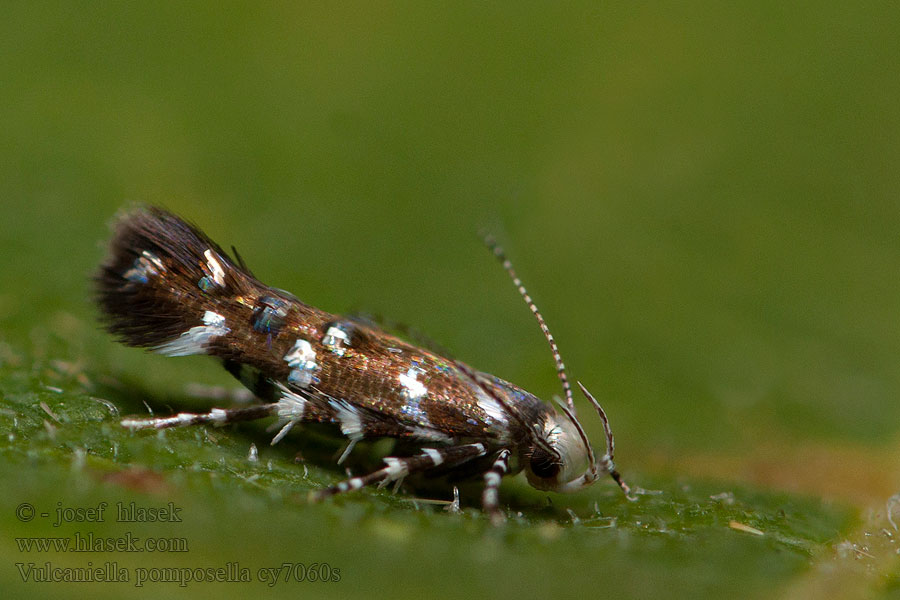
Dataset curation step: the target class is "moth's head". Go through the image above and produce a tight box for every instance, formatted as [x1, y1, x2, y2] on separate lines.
[524, 383, 617, 494]
[524, 411, 593, 491]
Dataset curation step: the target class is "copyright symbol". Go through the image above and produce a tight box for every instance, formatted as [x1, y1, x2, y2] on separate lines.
[16, 503, 35, 522]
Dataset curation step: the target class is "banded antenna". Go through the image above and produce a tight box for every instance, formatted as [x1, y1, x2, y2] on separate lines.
[481, 233, 576, 415]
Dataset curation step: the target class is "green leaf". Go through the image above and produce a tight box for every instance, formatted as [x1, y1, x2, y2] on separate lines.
[2, 3, 900, 598]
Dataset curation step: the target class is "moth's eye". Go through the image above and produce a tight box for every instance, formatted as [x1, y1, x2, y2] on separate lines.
[529, 447, 561, 480]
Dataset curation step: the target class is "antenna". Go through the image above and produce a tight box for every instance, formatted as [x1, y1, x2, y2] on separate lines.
[481, 233, 576, 415]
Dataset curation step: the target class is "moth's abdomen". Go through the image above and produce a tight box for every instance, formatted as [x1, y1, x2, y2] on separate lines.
[94, 206, 258, 354]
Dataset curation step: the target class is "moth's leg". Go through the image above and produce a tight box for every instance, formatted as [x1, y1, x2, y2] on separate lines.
[121, 404, 278, 430]
[481, 449, 511, 525]
[121, 366, 294, 432]
[310, 443, 488, 502]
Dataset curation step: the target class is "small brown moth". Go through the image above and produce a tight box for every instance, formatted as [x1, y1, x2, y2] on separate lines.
[95, 206, 632, 523]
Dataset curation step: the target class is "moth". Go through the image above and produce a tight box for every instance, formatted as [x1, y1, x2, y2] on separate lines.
[95, 206, 632, 522]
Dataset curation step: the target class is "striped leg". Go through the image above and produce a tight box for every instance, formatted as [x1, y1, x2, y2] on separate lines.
[121, 404, 278, 430]
[481, 449, 511, 525]
[310, 443, 488, 502]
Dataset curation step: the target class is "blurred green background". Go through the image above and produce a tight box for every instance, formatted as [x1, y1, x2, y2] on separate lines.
[2, 3, 900, 599]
